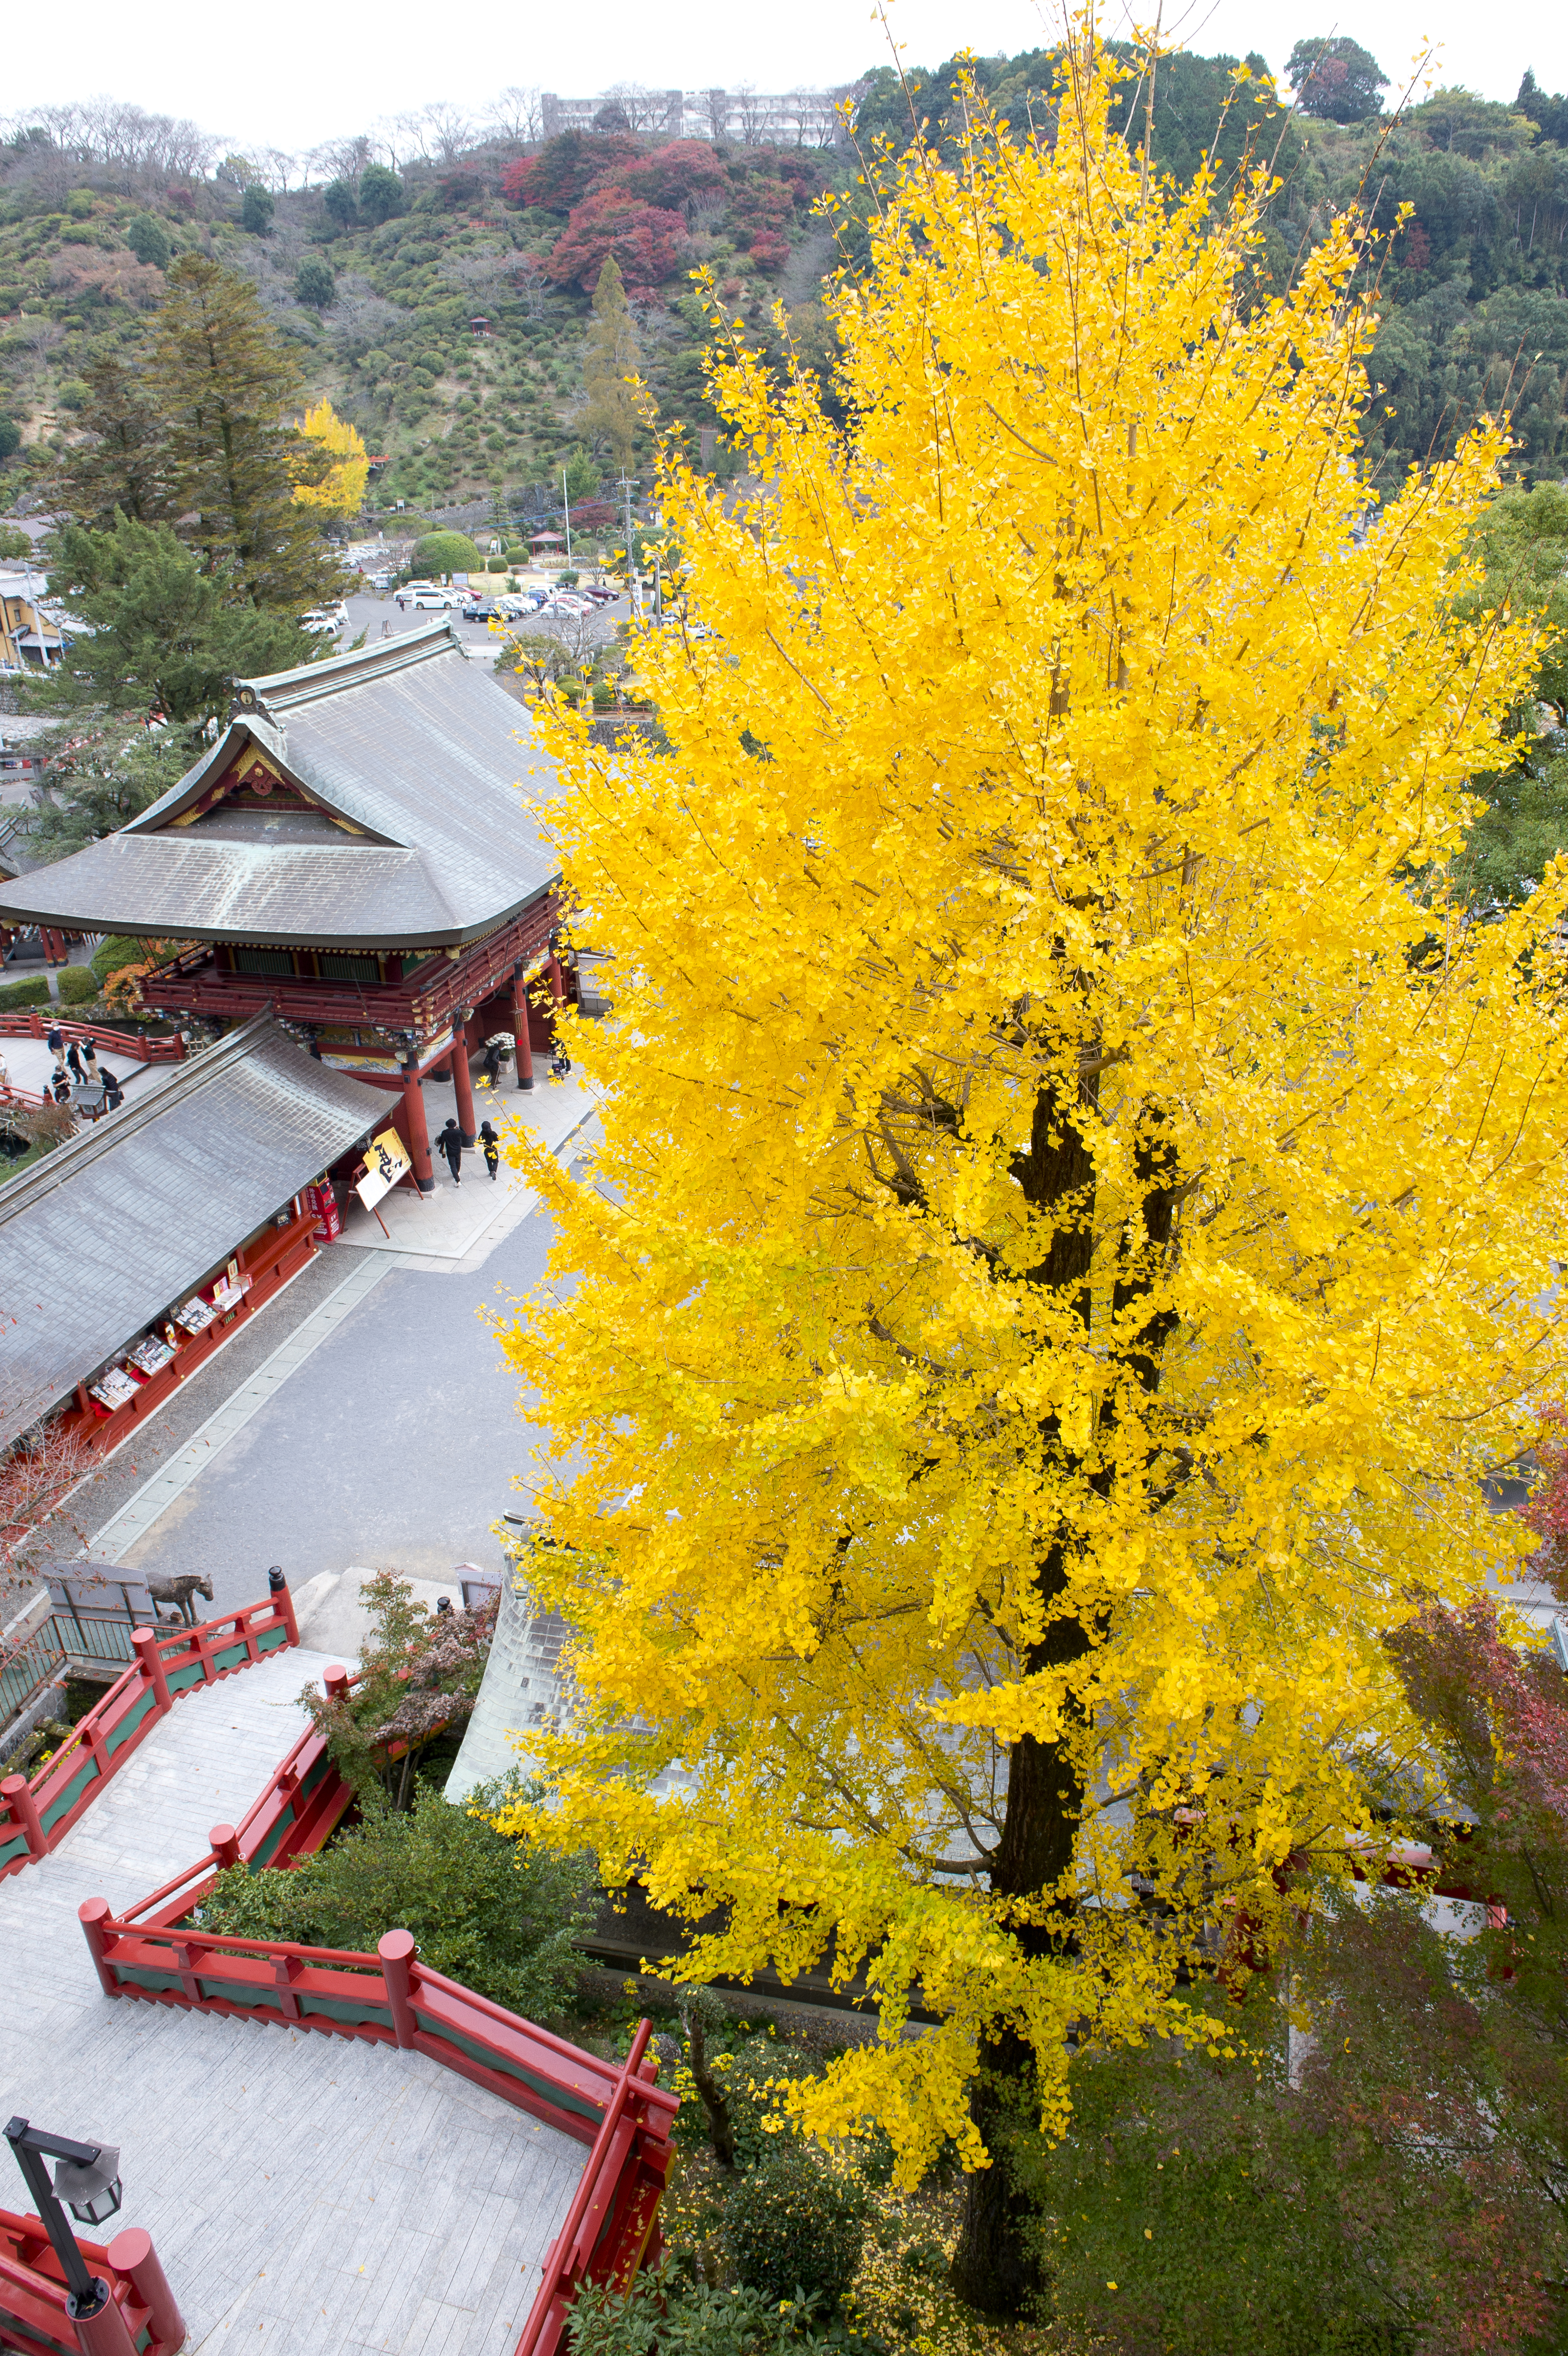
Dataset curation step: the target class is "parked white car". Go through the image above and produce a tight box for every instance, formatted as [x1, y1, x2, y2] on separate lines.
[408, 588, 466, 610]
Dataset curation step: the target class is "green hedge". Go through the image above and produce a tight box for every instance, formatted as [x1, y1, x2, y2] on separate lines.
[57, 966, 99, 1005]
[0, 974, 50, 1009]
[90, 934, 148, 985]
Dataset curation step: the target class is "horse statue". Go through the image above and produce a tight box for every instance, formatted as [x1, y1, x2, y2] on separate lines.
[146, 1572, 214, 1627]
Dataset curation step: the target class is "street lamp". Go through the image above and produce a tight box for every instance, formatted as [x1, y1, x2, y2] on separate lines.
[5, 2116, 122, 2319]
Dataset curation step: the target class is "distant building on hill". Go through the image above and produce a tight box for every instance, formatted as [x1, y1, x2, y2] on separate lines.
[540, 85, 859, 147]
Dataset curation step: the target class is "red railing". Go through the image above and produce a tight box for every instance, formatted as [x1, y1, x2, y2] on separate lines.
[0, 1011, 184, 1063]
[0, 1587, 300, 1882]
[77, 1905, 676, 2356]
[0, 2205, 183, 2356]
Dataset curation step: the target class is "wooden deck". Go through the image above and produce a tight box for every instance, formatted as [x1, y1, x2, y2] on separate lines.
[0, 1645, 585, 2356]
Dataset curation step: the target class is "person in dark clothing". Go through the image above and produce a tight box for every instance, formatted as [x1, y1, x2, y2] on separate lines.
[52, 1073, 72, 1104]
[479, 1121, 500, 1180]
[438, 1117, 462, 1183]
[66, 1040, 85, 1083]
[47, 1023, 65, 1077]
[101, 1068, 123, 1111]
[81, 1039, 99, 1086]
[482, 1039, 503, 1088]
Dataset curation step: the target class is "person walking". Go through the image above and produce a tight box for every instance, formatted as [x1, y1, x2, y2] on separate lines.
[66, 1039, 85, 1084]
[479, 1120, 500, 1181]
[81, 1039, 99, 1086]
[437, 1116, 462, 1184]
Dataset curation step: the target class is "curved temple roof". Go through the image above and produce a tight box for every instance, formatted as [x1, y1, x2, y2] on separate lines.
[0, 622, 559, 949]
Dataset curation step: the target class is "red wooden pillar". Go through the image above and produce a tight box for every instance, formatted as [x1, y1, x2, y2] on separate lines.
[510, 963, 533, 1091]
[400, 1058, 435, 1194]
[105, 2228, 184, 2353]
[79, 1896, 118, 1996]
[131, 1628, 171, 1715]
[449, 1014, 477, 1147]
[379, 1929, 418, 2048]
[1, 1772, 48, 1860]
[268, 1567, 298, 1645]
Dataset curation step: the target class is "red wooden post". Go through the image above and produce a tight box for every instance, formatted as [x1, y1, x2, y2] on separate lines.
[104, 2227, 184, 2353]
[400, 1058, 435, 1194]
[379, 1929, 418, 2048]
[1, 1772, 48, 1860]
[546, 953, 564, 1015]
[210, 1824, 240, 1869]
[69, 2284, 138, 2356]
[268, 1567, 298, 1645]
[449, 1016, 477, 1147]
[131, 1628, 171, 1715]
[79, 1897, 118, 1996]
[511, 962, 534, 1092]
[324, 1663, 351, 1703]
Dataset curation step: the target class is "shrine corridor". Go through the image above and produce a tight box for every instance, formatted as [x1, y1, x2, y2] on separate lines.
[0, 1647, 583, 2356]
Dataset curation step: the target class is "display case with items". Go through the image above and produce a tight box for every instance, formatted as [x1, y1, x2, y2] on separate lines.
[89, 1365, 140, 1412]
[173, 1297, 216, 1335]
[127, 1334, 176, 1377]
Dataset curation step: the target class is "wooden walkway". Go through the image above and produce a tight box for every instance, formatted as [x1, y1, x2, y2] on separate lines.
[0, 1646, 584, 2356]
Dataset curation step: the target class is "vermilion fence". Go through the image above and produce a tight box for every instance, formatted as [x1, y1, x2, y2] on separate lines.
[76, 1907, 676, 2356]
[0, 2205, 183, 2356]
[0, 1012, 184, 1063]
[0, 1587, 299, 1880]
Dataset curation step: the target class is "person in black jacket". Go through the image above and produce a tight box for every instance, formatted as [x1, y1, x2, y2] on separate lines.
[438, 1117, 462, 1183]
[479, 1120, 500, 1180]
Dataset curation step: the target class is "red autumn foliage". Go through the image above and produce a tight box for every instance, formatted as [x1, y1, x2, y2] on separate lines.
[615, 141, 730, 214]
[545, 188, 689, 295]
[1519, 1406, 1568, 1595]
[502, 130, 640, 214]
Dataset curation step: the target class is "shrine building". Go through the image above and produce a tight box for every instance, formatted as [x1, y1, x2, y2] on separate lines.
[0, 622, 572, 1194]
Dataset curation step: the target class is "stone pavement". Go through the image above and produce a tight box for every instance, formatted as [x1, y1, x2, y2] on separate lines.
[0, 1644, 584, 2356]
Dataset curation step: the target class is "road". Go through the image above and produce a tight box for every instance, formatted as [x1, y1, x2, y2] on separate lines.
[111, 1176, 578, 1611]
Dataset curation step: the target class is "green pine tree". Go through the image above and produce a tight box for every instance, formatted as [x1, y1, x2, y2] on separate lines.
[580, 256, 641, 473]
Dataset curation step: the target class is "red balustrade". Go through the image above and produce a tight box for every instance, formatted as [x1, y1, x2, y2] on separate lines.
[0, 2206, 182, 2356]
[76, 1901, 676, 2356]
[0, 1587, 300, 1882]
[0, 1012, 184, 1062]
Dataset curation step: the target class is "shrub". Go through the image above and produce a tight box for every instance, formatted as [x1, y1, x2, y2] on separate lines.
[485, 553, 507, 573]
[570, 2266, 833, 2356]
[90, 933, 155, 986]
[240, 185, 274, 237]
[57, 966, 98, 1005]
[197, 1774, 593, 2018]
[727, 2151, 866, 2312]
[0, 974, 50, 1009]
[294, 256, 335, 311]
[358, 164, 405, 225]
[412, 529, 482, 578]
[125, 214, 171, 270]
[0, 417, 21, 461]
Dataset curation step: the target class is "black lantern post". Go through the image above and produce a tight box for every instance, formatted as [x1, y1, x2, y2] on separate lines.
[4, 2116, 122, 2320]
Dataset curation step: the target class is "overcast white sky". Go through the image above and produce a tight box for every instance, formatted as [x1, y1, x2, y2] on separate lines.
[9, 0, 1567, 155]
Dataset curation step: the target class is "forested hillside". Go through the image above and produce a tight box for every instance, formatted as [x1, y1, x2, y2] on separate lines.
[1, 37, 1566, 520]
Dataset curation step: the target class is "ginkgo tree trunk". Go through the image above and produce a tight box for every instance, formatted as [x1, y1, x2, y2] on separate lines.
[491, 34, 1568, 2312]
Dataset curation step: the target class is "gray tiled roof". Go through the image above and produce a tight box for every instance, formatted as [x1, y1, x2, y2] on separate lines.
[0, 623, 559, 948]
[0, 1016, 384, 1448]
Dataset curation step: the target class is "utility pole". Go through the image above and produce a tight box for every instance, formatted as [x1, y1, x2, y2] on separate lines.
[618, 470, 642, 620]
[560, 469, 572, 566]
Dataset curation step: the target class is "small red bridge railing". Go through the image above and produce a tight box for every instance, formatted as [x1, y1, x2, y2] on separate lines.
[0, 2204, 183, 2356]
[0, 1587, 300, 1881]
[0, 1011, 184, 1063]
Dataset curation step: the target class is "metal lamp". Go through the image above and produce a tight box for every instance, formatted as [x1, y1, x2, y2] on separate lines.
[5, 2117, 123, 2319]
[53, 2145, 122, 2226]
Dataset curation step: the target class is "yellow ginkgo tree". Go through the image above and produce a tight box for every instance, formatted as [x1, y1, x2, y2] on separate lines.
[490, 33, 1568, 2310]
[292, 398, 368, 519]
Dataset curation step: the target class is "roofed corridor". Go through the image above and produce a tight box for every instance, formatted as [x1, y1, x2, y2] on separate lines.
[0, 1645, 585, 2356]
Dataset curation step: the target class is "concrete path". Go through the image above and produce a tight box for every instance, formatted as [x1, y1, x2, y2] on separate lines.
[0, 1645, 584, 2356]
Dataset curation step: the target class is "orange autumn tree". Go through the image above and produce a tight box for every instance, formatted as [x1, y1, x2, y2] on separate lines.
[490, 33, 1568, 2309]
